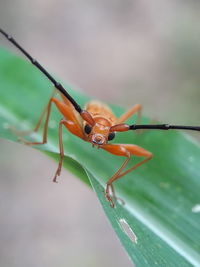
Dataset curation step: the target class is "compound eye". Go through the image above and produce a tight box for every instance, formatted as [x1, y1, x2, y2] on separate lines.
[84, 124, 92, 134]
[108, 132, 115, 141]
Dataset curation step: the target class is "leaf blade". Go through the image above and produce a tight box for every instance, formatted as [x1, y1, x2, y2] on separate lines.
[1, 48, 200, 266]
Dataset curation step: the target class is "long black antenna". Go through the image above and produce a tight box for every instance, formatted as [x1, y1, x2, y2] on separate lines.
[1, 28, 200, 132]
[129, 124, 200, 132]
[0, 28, 82, 113]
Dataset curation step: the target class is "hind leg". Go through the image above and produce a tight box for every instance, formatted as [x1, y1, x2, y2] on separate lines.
[117, 104, 142, 124]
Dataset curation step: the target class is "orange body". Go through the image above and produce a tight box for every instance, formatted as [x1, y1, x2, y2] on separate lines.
[19, 91, 152, 208]
[54, 97, 118, 146]
[84, 101, 117, 145]
[50, 93, 152, 207]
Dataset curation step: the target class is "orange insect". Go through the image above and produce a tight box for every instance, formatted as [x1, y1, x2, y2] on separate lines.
[1, 28, 200, 207]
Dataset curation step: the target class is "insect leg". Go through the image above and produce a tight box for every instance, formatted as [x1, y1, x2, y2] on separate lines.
[53, 119, 66, 182]
[12, 88, 57, 138]
[52, 107, 86, 182]
[17, 88, 85, 145]
[102, 144, 152, 207]
[117, 104, 142, 124]
[17, 94, 58, 145]
[32, 88, 57, 132]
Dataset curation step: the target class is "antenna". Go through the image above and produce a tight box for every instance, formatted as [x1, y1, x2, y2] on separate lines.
[0, 28, 82, 113]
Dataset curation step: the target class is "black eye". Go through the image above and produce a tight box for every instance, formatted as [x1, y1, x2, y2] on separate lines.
[84, 124, 92, 134]
[108, 132, 115, 141]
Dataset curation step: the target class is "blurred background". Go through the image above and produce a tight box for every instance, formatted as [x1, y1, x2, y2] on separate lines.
[0, 0, 200, 266]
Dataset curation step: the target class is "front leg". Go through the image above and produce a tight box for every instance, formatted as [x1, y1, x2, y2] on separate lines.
[102, 144, 152, 207]
[53, 117, 86, 182]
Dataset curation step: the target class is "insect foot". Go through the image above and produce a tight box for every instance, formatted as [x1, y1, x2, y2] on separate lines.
[105, 183, 125, 208]
[105, 191, 115, 208]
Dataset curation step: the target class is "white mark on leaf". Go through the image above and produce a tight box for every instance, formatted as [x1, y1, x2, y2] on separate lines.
[119, 218, 137, 243]
[192, 204, 200, 213]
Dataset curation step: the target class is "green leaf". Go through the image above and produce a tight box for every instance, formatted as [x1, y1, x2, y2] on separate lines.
[1, 48, 200, 266]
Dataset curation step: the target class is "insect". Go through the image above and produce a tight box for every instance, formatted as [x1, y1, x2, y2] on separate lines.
[1, 28, 200, 207]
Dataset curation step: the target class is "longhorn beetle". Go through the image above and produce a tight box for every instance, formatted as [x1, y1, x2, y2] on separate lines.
[1, 28, 200, 207]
